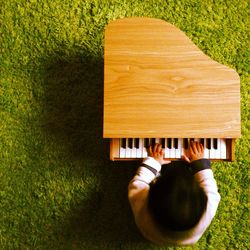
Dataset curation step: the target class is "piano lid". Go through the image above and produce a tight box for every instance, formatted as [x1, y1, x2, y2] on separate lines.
[103, 18, 240, 138]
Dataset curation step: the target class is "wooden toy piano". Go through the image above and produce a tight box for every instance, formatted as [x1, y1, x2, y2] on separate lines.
[103, 18, 241, 161]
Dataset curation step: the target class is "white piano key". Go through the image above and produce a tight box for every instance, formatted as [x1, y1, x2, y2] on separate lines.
[220, 139, 227, 159]
[175, 138, 181, 158]
[116, 137, 229, 160]
[131, 139, 137, 158]
[214, 138, 221, 159]
[164, 138, 170, 158]
[155, 138, 160, 145]
[165, 148, 170, 158]
[204, 139, 210, 158]
[125, 138, 132, 158]
[209, 138, 216, 159]
[170, 138, 176, 158]
[136, 138, 143, 158]
[142, 138, 148, 158]
[119, 138, 126, 158]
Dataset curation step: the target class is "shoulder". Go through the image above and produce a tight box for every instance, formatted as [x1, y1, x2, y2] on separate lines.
[194, 168, 221, 219]
[190, 159, 211, 174]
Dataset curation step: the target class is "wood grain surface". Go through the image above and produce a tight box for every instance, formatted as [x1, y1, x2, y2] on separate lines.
[103, 18, 240, 138]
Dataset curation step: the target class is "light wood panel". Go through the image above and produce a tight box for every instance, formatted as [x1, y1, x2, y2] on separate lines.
[103, 18, 240, 138]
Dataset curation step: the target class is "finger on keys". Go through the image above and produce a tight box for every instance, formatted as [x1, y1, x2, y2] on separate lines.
[153, 143, 158, 153]
[182, 154, 191, 163]
[156, 143, 162, 153]
[190, 142, 195, 155]
[191, 141, 199, 154]
[198, 142, 204, 153]
[148, 146, 153, 156]
[160, 149, 164, 157]
[195, 141, 201, 153]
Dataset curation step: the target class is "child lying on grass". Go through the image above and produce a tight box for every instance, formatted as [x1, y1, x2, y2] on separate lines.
[128, 141, 220, 246]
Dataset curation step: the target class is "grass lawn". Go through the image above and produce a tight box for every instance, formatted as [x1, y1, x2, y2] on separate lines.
[0, 0, 249, 249]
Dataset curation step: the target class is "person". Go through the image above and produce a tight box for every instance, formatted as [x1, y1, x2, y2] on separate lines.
[128, 141, 220, 246]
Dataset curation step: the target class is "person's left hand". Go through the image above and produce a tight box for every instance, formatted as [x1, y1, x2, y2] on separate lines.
[148, 143, 171, 165]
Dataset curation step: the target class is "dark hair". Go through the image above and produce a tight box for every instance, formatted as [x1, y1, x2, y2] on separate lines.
[148, 165, 207, 232]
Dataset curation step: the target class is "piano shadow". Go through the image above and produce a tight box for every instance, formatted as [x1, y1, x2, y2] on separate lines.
[41, 54, 145, 246]
[41, 54, 105, 161]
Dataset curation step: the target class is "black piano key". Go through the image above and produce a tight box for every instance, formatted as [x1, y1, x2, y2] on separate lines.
[151, 138, 156, 147]
[174, 138, 178, 149]
[144, 138, 150, 148]
[135, 138, 140, 149]
[167, 138, 172, 149]
[161, 138, 165, 148]
[213, 138, 218, 149]
[128, 138, 133, 149]
[200, 138, 205, 147]
[206, 138, 211, 150]
[183, 138, 189, 149]
[121, 138, 126, 149]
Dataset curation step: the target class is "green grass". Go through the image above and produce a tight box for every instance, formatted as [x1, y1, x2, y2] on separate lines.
[0, 0, 249, 249]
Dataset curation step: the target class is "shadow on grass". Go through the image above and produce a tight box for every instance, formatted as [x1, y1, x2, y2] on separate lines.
[41, 53, 146, 248]
[60, 161, 144, 247]
[41, 54, 105, 161]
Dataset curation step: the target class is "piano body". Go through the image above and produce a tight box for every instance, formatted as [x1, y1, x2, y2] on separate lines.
[103, 18, 241, 161]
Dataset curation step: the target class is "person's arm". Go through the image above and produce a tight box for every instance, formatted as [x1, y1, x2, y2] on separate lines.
[128, 144, 170, 214]
[194, 168, 221, 218]
[184, 141, 220, 230]
[183, 141, 220, 201]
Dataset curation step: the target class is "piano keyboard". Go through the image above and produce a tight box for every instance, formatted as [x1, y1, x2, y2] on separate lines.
[110, 138, 235, 161]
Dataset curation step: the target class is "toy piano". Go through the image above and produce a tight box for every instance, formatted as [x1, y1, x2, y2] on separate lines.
[103, 18, 240, 161]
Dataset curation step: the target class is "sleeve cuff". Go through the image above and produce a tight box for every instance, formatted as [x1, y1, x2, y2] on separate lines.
[131, 157, 161, 184]
[190, 159, 211, 175]
[142, 157, 162, 174]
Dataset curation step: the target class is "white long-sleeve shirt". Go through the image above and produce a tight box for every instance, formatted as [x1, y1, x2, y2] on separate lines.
[128, 157, 221, 246]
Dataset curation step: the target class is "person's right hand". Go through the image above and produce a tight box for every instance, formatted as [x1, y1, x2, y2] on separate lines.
[182, 141, 204, 163]
[148, 143, 171, 165]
